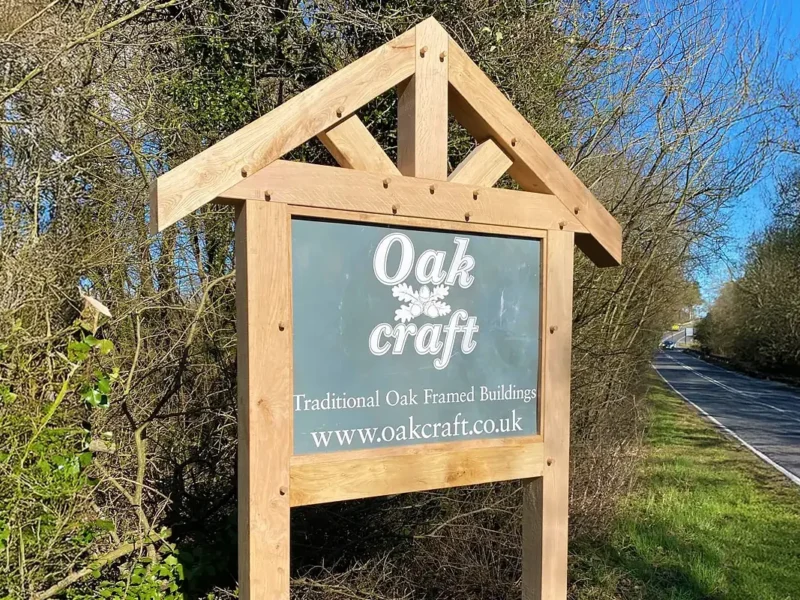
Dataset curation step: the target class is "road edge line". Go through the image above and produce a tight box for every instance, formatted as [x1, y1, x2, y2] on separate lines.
[652, 364, 800, 488]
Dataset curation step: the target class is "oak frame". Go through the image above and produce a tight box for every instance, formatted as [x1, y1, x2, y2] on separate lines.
[236, 195, 568, 599]
[150, 16, 621, 600]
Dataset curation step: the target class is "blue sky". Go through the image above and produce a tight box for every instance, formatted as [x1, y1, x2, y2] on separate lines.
[697, 0, 799, 305]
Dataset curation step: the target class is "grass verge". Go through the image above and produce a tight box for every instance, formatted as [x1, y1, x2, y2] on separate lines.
[570, 374, 800, 600]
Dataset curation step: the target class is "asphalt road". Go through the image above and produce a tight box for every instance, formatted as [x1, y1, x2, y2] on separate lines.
[653, 350, 800, 486]
[661, 323, 696, 347]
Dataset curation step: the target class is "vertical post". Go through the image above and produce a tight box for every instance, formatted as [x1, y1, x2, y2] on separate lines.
[523, 231, 574, 600]
[236, 200, 292, 599]
[397, 18, 449, 179]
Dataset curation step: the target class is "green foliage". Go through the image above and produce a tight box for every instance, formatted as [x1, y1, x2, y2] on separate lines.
[81, 366, 120, 409]
[167, 2, 330, 138]
[0, 315, 119, 596]
[69, 553, 185, 600]
[699, 168, 800, 374]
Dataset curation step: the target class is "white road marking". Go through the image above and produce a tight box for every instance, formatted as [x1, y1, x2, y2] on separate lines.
[652, 364, 800, 487]
[663, 353, 800, 424]
[664, 353, 756, 397]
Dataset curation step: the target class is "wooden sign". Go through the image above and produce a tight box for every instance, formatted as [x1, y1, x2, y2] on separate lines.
[149, 17, 621, 600]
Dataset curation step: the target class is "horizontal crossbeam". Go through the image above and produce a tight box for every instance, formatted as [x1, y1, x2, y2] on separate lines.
[218, 160, 587, 234]
[290, 437, 544, 506]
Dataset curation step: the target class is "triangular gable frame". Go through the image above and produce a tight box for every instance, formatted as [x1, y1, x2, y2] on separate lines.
[150, 17, 621, 267]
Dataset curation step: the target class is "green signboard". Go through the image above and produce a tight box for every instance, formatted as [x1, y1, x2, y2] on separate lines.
[292, 218, 541, 454]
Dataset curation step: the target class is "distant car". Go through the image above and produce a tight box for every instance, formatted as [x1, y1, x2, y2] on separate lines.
[662, 340, 675, 349]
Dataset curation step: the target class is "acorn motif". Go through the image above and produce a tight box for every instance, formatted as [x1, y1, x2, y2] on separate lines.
[392, 283, 451, 322]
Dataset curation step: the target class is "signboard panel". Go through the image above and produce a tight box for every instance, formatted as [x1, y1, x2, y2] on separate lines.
[292, 218, 542, 455]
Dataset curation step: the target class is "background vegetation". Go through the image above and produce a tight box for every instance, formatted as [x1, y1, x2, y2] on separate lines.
[697, 166, 800, 376]
[0, 0, 789, 597]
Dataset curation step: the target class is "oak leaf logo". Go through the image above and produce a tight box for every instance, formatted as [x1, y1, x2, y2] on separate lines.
[392, 284, 451, 323]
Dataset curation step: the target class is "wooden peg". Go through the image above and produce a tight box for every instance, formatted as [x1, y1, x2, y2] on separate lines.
[391, 205, 398, 215]
[264, 190, 271, 201]
[439, 50, 447, 62]
[336, 106, 344, 118]
[464, 212, 470, 222]
[429, 184, 436, 194]
[420, 45, 428, 57]
[240, 166, 248, 178]
[473, 190, 479, 200]
[383, 178, 391, 189]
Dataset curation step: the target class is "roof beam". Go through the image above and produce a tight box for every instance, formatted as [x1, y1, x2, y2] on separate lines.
[397, 18, 449, 180]
[318, 114, 399, 176]
[448, 139, 512, 187]
[447, 38, 621, 266]
[149, 28, 415, 233]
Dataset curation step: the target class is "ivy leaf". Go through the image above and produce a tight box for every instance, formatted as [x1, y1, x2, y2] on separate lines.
[81, 386, 108, 408]
[97, 339, 114, 355]
[76, 319, 96, 333]
[68, 341, 91, 362]
[95, 519, 115, 531]
[96, 376, 111, 395]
